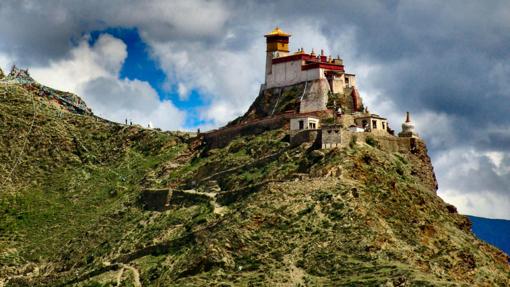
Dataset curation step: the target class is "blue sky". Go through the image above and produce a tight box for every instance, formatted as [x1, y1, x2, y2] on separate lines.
[88, 28, 211, 128]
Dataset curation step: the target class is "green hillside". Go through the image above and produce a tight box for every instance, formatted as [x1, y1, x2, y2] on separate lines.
[0, 73, 509, 286]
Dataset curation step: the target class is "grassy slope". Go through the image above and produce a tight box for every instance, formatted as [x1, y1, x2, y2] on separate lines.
[0, 82, 208, 285]
[0, 81, 509, 286]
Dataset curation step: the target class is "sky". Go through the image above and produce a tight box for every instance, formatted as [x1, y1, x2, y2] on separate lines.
[1, 0, 510, 219]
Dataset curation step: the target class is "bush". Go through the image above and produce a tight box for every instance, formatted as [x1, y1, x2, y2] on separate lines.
[349, 135, 357, 148]
[365, 136, 378, 147]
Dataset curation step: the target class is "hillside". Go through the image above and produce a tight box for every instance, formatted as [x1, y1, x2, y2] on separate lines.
[1, 71, 509, 286]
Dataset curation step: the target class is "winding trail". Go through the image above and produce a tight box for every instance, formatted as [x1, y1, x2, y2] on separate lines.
[117, 264, 141, 287]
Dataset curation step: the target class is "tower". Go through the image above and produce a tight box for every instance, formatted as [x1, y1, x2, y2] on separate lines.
[264, 27, 290, 80]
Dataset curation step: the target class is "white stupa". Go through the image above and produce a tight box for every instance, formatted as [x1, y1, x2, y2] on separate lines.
[398, 112, 419, 138]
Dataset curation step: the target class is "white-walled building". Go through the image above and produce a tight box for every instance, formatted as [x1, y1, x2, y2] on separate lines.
[354, 114, 388, 134]
[290, 116, 320, 131]
[264, 28, 356, 94]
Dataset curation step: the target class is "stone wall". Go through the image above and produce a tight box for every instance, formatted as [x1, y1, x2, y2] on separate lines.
[204, 115, 290, 149]
[321, 124, 342, 149]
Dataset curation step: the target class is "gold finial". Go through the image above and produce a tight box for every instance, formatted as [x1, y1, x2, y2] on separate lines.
[265, 26, 291, 37]
[321, 49, 324, 56]
[405, 112, 411, 123]
[310, 48, 316, 56]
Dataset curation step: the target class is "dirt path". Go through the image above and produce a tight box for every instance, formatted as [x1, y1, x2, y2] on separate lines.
[116, 264, 141, 287]
[115, 267, 124, 286]
[282, 254, 305, 286]
[181, 189, 227, 215]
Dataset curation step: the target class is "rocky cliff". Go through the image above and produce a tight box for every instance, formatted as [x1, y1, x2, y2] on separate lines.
[231, 80, 363, 126]
[0, 75, 509, 286]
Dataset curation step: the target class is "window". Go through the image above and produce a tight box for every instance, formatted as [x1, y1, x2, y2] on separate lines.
[309, 122, 316, 129]
[362, 120, 368, 128]
[299, 120, 304, 130]
[372, 120, 377, 129]
[382, 122, 386, 130]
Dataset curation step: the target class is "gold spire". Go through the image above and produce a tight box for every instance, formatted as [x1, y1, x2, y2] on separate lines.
[265, 27, 291, 37]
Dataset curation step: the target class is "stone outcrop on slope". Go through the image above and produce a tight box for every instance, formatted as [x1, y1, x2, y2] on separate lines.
[0, 66, 92, 115]
[232, 79, 363, 126]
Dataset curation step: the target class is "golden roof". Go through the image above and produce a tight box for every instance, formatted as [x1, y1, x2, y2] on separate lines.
[265, 27, 291, 37]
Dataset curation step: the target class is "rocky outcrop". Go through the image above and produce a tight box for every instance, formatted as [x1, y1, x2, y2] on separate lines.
[299, 78, 330, 113]
[232, 79, 363, 127]
[0, 66, 92, 115]
[410, 138, 439, 192]
[232, 82, 306, 125]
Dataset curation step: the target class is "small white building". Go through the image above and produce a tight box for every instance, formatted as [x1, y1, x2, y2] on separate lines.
[354, 114, 388, 133]
[290, 116, 320, 131]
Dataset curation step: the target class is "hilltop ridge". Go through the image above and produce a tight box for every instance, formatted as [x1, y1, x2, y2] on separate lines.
[0, 70, 509, 286]
[0, 66, 91, 115]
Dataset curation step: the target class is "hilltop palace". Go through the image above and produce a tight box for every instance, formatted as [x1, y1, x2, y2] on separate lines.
[204, 27, 419, 150]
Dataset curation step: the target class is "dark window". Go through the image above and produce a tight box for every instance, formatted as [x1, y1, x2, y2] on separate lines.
[299, 120, 304, 130]
[372, 120, 377, 129]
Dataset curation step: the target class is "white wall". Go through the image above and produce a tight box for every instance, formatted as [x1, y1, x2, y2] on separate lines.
[265, 59, 324, 88]
[345, 74, 357, 88]
[290, 117, 320, 130]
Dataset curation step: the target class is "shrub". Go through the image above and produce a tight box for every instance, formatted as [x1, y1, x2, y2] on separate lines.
[349, 135, 357, 148]
[365, 136, 378, 147]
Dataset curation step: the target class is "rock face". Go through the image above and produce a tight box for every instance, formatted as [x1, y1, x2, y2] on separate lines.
[0, 67, 4, 79]
[232, 79, 363, 126]
[0, 77, 509, 286]
[299, 78, 330, 113]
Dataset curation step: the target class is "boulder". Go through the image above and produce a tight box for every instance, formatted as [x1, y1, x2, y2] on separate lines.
[310, 149, 325, 159]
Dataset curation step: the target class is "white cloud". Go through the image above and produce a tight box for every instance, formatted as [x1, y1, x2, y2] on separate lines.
[435, 148, 510, 219]
[0, 54, 13, 73]
[29, 34, 185, 130]
[31, 34, 126, 93]
[149, 35, 264, 126]
[82, 77, 184, 130]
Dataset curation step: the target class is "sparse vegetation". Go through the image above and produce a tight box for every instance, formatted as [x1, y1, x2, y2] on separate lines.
[0, 78, 509, 286]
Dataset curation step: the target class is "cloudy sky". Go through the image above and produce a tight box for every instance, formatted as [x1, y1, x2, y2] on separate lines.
[1, 0, 510, 219]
